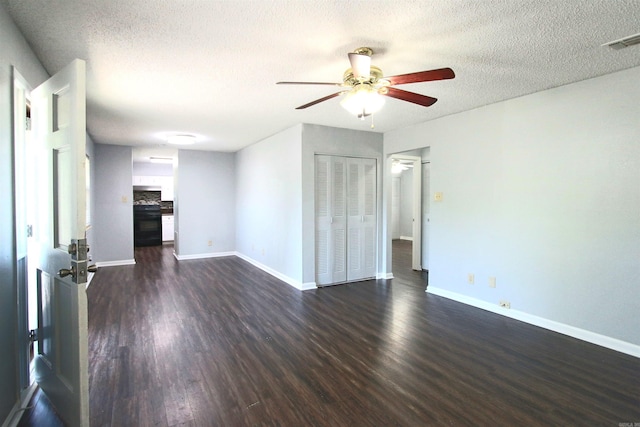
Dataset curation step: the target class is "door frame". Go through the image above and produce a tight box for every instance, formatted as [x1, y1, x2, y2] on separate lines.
[388, 154, 422, 271]
[12, 66, 41, 411]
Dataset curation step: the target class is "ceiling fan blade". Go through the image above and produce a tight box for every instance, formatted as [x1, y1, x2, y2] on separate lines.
[295, 92, 344, 109]
[383, 87, 438, 107]
[386, 67, 455, 85]
[348, 52, 371, 79]
[277, 81, 342, 86]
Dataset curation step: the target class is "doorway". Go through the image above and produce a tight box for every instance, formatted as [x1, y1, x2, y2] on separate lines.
[13, 68, 40, 409]
[389, 153, 422, 272]
[131, 147, 177, 254]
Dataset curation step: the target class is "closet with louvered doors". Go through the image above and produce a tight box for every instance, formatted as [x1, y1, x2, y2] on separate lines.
[315, 155, 377, 286]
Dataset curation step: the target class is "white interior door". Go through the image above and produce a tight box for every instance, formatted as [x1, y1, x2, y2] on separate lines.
[316, 155, 376, 285]
[315, 155, 347, 285]
[346, 158, 377, 281]
[421, 162, 431, 270]
[411, 157, 422, 270]
[31, 59, 90, 427]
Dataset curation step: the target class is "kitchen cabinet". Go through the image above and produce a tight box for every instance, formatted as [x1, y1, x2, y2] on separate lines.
[161, 179, 174, 201]
[133, 175, 174, 201]
[133, 175, 162, 186]
[162, 215, 174, 241]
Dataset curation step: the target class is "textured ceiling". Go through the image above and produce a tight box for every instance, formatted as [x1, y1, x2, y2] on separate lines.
[3, 0, 640, 157]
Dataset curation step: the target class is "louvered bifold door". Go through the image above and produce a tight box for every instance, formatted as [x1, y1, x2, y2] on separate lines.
[346, 158, 377, 281]
[315, 155, 347, 285]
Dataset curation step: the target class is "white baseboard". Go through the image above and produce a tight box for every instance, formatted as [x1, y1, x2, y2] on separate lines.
[426, 286, 640, 359]
[2, 383, 37, 427]
[399, 236, 413, 241]
[173, 251, 235, 261]
[377, 272, 394, 279]
[95, 259, 136, 267]
[234, 252, 314, 291]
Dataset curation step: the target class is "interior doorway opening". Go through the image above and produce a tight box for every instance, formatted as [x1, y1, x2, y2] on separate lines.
[13, 68, 40, 412]
[389, 154, 421, 272]
[388, 147, 431, 281]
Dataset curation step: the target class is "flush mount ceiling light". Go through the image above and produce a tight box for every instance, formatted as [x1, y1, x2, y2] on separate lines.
[167, 134, 196, 145]
[149, 157, 174, 164]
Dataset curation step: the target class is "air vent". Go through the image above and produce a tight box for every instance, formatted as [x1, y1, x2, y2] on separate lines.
[603, 33, 640, 50]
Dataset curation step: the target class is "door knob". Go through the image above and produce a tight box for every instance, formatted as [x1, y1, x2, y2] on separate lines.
[58, 266, 76, 278]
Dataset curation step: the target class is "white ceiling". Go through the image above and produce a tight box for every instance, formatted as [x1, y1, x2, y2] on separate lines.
[4, 0, 640, 157]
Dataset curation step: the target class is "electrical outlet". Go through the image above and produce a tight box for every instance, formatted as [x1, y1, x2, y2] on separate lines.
[489, 277, 496, 288]
[207, 240, 212, 246]
[434, 192, 443, 201]
[121, 195, 127, 203]
[499, 300, 511, 309]
[467, 273, 475, 284]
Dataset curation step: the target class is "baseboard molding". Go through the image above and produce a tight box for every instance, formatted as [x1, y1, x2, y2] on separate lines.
[377, 272, 394, 280]
[234, 252, 315, 291]
[2, 383, 37, 427]
[95, 259, 136, 267]
[399, 236, 413, 241]
[173, 251, 235, 261]
[426, 286, 640, 359]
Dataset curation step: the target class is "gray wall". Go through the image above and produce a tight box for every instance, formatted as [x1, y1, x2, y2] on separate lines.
[175, 150, 235, 256]
[93, 144, 134, 263]
[235, 125, 303, 283]
[0, 4, 49, 422]
[301, 124, 384, 284]
[384, 65, 640, 347]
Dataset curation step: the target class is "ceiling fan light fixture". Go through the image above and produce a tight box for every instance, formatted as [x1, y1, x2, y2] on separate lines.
[167, 134, 196, 145]
[340, 84, 385, 116]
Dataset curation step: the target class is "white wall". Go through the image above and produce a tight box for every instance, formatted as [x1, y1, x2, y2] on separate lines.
[93, 144, 134, 264]
[384, 66, 640, 348]
[175, 150, 235, 256]
[235, 125, 304, 285]
[301, 124, 384, 284]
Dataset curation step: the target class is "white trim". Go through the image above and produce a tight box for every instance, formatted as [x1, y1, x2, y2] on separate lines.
[399, 236, 413, 241]
[426, 286, 640, 359]
[300, 282, 318, 291]
[377, 272, 394, 279]
[3, 383, 37, 427]
[95, 259, 136, 267]
[171, 251, 315, 290]
[173, 251, 235, 261]
[234, 252, 313, 291]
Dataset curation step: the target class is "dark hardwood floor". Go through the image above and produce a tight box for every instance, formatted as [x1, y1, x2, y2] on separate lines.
[19, 240, 640, 426]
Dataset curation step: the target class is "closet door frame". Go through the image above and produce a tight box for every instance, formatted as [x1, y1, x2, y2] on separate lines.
[315, 154, 377, 286]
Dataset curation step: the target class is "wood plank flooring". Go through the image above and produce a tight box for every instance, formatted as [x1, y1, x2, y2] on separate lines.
[20, 241, 640, 426]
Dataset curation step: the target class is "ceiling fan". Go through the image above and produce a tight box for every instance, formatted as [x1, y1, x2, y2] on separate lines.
[277, 47, 455, 118]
